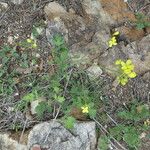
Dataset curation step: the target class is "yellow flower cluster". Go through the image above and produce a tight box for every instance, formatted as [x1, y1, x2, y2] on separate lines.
[115, 59, 137, 85]
[81, 105, 89, 113]
[27, 38, 37, 48]
[108, 31, 119, 48]
[144, 119, 150, 126]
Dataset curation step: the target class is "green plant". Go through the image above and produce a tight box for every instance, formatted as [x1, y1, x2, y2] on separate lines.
[109, 125, 140, 149]
[16, 90, 38, 111]
[34, 34, 97, 126]
[135, 13, 150, 29]
[0, 45, 19, 96]
[11, 123, 22, 132]
[117, 103, 149, 122]
[35, 101, 52, 118]
[62, 116, 76, 129]
[0, 33, 98, 131]
[98, 135, 109, 150]
[109, 102, 150, 149]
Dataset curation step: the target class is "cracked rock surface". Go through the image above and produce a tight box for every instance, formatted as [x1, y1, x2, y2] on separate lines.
[28, 121, 96, 150]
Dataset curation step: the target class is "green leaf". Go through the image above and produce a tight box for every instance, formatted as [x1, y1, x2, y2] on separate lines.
[136, 23, 145, 29]
[89, 108, 96, 118]
[98, 136, 109, 150]
[2, 57, 9, 65]
[109, 125, 125, 141]
[63, 116, 76, 129]
[52, 34, 64, 47]
[22, 91, 37, 102]
[123, 131, 140, 148]
[53, 86, 60, 93]
[31, 26, 40, 38]
[35, 101, 52, 118]
[57, 96, 65, 103]
[35, 101, 47, 118]
[144, 21, 150, 27]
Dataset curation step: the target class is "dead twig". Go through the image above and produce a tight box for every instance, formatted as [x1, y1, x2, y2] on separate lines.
[18, 118, 28, 149]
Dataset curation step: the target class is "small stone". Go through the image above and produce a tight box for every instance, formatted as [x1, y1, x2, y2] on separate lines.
[0, 2, 8, 12]
[87, 63, 103, 79]
[44, 2, 67, 19]
[142, 72, 150, 81]
[82, 0, 101, 15]
[35, 53, 40, 58]
[139, 132, 146, 139]
[46, 17, 68, 46]
[0, 2, 8, 9]
[11, 0, 24, 5]
[7, 36, 14, 44]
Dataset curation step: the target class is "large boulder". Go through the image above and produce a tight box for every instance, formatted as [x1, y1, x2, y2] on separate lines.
[28, 121, 97, 150]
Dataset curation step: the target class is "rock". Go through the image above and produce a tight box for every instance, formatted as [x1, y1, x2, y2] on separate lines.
[87, 63, 103, 79]
[44, 2, 67, 19]
[7, 36, 14, 45]
[121, 34, 150, 74]
[142, 72, 150, 82]
[100, 0, 136, 23]
[116, 26, 145, 42]
[28, 121, 97, 150]
[69, 51, 91, 67]
[46, 17, 68, 46]
[45, 0, 113, 68]
[82, 0, 104, 15]
[0, 2, 8, 8]
[0, 133, 27, 150]
[44, 0, 149, 74]
[92, 30, 110, 48]
[0, 2, 8, 12]
[98, 46, 124, 76]
[11, 0, 24, 5]
[98, 34, 150, 75]
[82, 0, 114, 25]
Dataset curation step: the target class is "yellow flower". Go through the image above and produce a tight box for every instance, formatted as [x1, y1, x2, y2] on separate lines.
[126, 59, 132, 65]
[81, 105, 89, 113]
[128, 72, 137, 78]
[108, 36, 117, 47]
[113, 31, 120, 36]
[118, 76, 128, 86]
[123, 69, 132, 75]
[115, 59, 137, 86]
[32, 43, 37, 48]
[115, 59, 122, 65]
[120, 59, 135, 76]
[27, 38, 32, 43]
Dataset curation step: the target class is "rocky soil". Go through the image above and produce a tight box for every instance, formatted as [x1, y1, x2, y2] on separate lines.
[0, 0, 150, 150]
